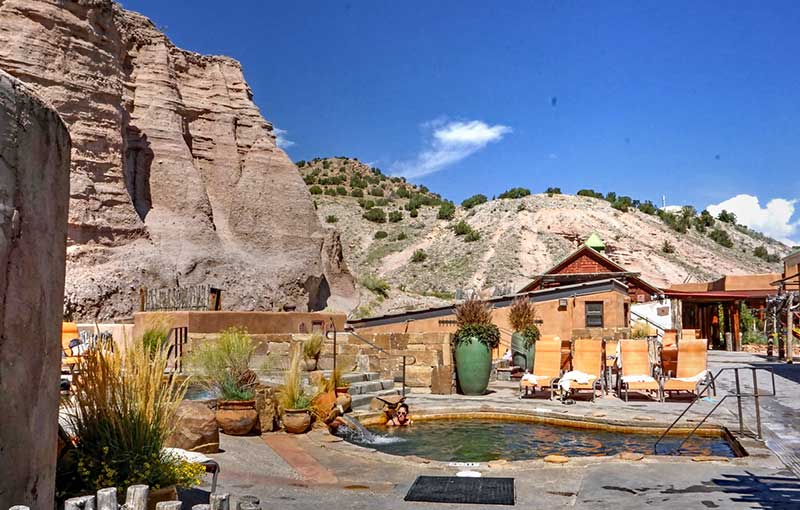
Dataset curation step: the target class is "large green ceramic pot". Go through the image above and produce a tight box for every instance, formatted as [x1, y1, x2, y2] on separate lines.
[454, 336, 492, 395]
[511, 331, 535, 371]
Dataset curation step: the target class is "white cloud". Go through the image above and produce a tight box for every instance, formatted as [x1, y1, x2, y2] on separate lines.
[390, 119, 511, 178]
[706, 194, 799, 245]
[273, 127, 295, 149]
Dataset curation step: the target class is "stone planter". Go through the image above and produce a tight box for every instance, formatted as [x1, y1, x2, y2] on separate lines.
[216, 399, 258, 435]
[454, 336, 492, 396]
[335, 386, 352, 413]
[147, 486, 177, 510]
[282, 409, 312, 434]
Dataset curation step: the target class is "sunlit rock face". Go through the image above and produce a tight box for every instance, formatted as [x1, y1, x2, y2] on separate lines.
[0, 0, 356, 320]
[0, 69, 71, 510]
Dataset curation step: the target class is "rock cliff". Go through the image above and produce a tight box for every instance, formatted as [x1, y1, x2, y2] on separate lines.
[0, 0, 356, 319]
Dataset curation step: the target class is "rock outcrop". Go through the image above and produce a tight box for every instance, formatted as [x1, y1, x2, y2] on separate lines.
[0, 0, 356, 319]
[0, 69, 71, 510]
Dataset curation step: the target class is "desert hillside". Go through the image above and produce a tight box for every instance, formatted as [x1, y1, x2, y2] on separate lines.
[301, 158, 789, 318]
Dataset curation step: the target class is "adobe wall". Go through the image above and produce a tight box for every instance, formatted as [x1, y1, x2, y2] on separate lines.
[0, 70, 71, 510]
[133, 311, 347, 338]
[352, 289, 630, 356]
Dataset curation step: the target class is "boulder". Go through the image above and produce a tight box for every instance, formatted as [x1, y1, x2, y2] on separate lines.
[0, 70, 71, 510]
[166, 401, 220, 453]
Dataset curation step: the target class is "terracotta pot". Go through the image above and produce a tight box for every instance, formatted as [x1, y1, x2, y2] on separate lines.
[215, 399, 258, 435]
[147, 486, 177, 510]
[282, 409, 312, 434]
[335, 387, 352, 413]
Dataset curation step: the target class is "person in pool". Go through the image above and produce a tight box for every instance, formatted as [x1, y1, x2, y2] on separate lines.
[387, 403, 413, 426]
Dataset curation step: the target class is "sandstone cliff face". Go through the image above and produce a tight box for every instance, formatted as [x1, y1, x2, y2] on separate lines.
[0, 69, 71, 510]
[0, 0, 356, 319]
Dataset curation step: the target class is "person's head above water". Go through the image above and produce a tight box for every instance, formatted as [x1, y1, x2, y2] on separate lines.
[395, 403, 411, 424]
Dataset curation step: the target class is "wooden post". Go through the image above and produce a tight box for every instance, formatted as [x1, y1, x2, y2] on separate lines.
[125, 485, 149, 510]
[732, 301, 741, 351]
[96, 488, 117, 510]
[65, 495, 96, 510]
[788, 294, 795, 364]
[192, 506, 210, 510]
[210, 494, 230, 510]
[155, 503, 182, 510]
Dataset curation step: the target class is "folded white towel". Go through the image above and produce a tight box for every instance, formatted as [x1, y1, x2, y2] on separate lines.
[559, 370, 595, 392]
[520, 373, 550, 386]
[621, 375, 657, 384]
[673, 370, 708, 383]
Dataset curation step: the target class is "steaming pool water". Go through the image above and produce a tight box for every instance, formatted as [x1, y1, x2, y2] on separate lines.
[341, 418, 737, 462]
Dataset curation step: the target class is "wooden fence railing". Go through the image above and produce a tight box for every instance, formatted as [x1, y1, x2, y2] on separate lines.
[9, 486, 234, 510]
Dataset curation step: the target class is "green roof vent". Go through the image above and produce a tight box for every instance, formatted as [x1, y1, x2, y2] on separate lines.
[585, 233, 605, 252]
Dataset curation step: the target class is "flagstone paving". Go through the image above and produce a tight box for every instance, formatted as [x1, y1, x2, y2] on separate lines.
[186, 351, 800, 509]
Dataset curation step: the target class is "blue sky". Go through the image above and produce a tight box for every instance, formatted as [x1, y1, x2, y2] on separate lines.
[122, 1, 800, 244]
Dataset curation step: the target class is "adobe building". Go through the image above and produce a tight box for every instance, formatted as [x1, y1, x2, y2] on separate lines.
[349, 237, 661, 355]
[777, 249, 800, 292]
[663, 273, 781, 349]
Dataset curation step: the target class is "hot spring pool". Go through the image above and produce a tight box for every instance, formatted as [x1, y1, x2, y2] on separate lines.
[344, 418, 737, 462]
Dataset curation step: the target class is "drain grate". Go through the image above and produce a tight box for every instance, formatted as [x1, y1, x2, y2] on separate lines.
[404, 476, 515, 505]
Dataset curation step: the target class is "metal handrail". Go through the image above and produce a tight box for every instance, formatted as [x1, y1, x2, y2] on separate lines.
[328, 323, 417, 397]
[654, 367, 776, 454]
[630, 310, 666, 335]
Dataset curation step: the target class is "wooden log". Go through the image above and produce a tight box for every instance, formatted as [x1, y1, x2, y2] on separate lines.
[96, 488, 118, 510]
[124, 485, 149, 510]
[9, 506, 31, 510]
[788, 294, 795, 364]
[155, 502, 182, 510]
[65, 495, 96, 510]
[209, 494, 229, 510]
[191, 505, 210, 510]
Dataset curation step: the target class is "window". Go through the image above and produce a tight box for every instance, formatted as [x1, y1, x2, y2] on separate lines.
[585, 302, 604, 328]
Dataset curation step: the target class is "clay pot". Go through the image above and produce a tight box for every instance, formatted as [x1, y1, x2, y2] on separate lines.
[147, 486, 177, 510]
[335, 387, 352, 413]
[216, 400, 258, 435]
[282, 409, 312, 434]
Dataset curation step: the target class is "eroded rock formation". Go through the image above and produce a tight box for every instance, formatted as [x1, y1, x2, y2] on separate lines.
[0, 69, 71, 510]
[0, 0, 356, 319]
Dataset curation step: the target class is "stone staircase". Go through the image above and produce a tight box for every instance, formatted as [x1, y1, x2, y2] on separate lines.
[339, 371, 406, 409]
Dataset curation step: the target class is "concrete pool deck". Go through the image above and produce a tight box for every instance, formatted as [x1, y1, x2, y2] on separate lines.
[188, 351, 800, 509]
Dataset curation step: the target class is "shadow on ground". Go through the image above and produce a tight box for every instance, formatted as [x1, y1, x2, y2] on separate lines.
[712, 470, 800, 509]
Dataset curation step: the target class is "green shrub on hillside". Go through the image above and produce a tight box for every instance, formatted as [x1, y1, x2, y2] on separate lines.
[322, 160, 331, 169]
[545, 187, 561, 195]
[709, 227, 734, 248]
[324, 187, 337, 196]
[303, 175, 316, 185]
[374, 230, 388, 239]
[661, 240, 676, 254]
[389, 211, 403, 223]
[437, 202, 456, 220]
[461, 194, 488, 209]
[359, 199, 375, 210]
[411, 249, 428, 263]
[363, 207, 387, 223]
[498, 187, 531, 199]
[397, 187, 411, 198]
[464, 230, 481, 242]
[351, 189, 364, 198]
[309, 185, 323, 195]
[296, 160, 306, 167]
[453, 220, 473, 236]
[325, 215, 338, 224]
[369, 186, 384, 197]
[336, 186, 348, 195]
[397, 231, 408, 241]
[717, 209, 737, 224]
[410, 208, 419, 218]
[638, 200, 658, 215]
[577, 189, 604, 199]
[362, 274, 389, 297]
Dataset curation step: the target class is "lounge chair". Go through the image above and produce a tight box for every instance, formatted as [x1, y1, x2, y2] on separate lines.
[682, 329, 698, 340]
[663, 339, 715, 399]
[619, 339, 663, 401]
[604, 339, 619, 394]
[520, 340, 561, 399]
[560, 339, 604, 401]
[660, 331, 678, 379]
[61, 322, 82, 373]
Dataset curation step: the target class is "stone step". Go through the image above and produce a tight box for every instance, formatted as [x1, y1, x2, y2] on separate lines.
[347, 379, 396, 395]
[350, 387, 407, 409]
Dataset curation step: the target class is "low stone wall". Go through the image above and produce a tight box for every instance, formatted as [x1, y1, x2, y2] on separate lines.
[184, 331, 454, 393]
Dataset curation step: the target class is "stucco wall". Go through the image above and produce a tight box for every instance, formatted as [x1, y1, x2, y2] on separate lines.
[0, 70, 71, 510]
[352, 289, 630, 357]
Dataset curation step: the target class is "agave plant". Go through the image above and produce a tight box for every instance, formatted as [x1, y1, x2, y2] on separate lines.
[508, 297, 540, 347]
[453, 297, 500, 349]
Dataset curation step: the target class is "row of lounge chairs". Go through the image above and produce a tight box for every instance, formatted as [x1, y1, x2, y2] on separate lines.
[520, 337, 713, 402]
